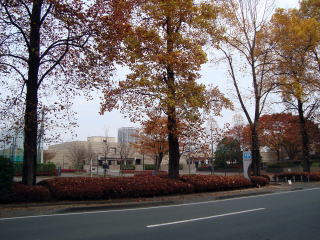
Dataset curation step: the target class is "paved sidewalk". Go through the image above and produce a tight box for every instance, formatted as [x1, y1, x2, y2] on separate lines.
[1, 181, 319, 219]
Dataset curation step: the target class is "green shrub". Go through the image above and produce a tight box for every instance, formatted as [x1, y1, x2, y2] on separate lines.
[267, 161, 301, 169]
[0, 156, 14, 201]
[13, 162, 23, 175]
[14, 162, 57, 176]
[120, 164, 135, 170]
[311, 162, 320, 167]
[144, 164, 155, 170]
[38, 162, 56, 175]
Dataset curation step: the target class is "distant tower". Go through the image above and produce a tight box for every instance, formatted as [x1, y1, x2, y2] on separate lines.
[117, 127, 137, 144]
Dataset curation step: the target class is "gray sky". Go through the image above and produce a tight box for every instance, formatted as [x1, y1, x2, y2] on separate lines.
[63, 0, 300, 142]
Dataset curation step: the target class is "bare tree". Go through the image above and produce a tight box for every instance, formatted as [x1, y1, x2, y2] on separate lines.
[66, 142, 88, 170]
[0, 0, 133, 185]
[43, 150, 56, 163]
[212, 0, 276, 176]
[86, 142, 96, 165]
[118, 141, 133, 165]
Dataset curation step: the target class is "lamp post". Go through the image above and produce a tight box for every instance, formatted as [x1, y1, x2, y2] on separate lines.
[211, 141, 214, 175]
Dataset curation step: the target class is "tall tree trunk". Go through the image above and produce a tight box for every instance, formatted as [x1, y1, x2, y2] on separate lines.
[297, 99, 310, 172]
[155, 151, 164, 171]
[250, 124, 261, 176]
[166, 16, 180, 179]
[22, 0, 42, 186]
[167, 109, 180, 179]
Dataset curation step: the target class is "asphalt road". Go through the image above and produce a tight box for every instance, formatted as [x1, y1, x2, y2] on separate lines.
[1, 188, 320, 240]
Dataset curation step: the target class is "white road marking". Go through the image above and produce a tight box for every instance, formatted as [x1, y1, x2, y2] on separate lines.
[0, 187, 319, 221]
[147, 208, 266, 228]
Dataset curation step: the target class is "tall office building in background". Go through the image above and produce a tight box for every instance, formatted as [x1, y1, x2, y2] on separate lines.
[117, 127, 138, 144]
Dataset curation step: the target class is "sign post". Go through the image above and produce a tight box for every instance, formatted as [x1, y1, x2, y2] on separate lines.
[243, 151, 252, 180]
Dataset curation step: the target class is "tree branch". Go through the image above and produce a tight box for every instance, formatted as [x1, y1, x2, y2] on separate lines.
[1, 2, 30, 50]
[0, 62, 27, 82]
[40, 3, 52, 24]
[220, 48, 252, 125]
[17, 0, 32, 17]
[0, 53, 28, 62]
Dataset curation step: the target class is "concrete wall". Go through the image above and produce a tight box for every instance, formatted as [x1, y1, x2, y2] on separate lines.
[47, 139, 155, 169]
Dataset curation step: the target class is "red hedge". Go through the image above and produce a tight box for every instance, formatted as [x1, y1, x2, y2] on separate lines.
[38, 176, 194, 201]
[250, 176, 269, 187]
[4, 174, 279, 203]
[260, 175, 271, 182]
[181, 175, 252, 192]
[274, 172, 320, 181]
[2, 183, 51, 203]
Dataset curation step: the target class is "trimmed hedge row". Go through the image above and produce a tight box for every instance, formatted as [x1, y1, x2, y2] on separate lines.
[181, 175, 252, 192]
[38, 176, 194, 200]
[1, 183, 51, 203]
[1, 173, 282, 203]
[267, 161, 301, 169]
[120, 165, 135, 170]
[274, 172, 320, 181]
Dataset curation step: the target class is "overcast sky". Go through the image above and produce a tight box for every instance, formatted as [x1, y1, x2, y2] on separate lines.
[61, 0, 300, 143]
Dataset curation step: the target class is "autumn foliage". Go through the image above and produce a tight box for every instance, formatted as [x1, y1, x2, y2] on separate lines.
[132, 116, 169, 171]
[100, 0, 230, 179]
[181, 175, 252, 192]
[39, 176, 194, 200]
[1, 174, 267, 202]
[227, 113, 320, 162]
[250, 176, 270, 187]
[270, 5, 320, 171]
[1, 183, 51, 203]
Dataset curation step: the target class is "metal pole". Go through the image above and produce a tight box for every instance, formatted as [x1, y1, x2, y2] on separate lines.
[90, 157, 93, 177]
[211, 141, 214, 175]
[96, 156, 99, 176]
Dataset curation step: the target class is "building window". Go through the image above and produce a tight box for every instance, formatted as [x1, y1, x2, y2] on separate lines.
[109, 147, 117, 154]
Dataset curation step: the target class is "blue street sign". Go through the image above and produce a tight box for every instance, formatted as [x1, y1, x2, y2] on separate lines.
[243, 151, 252, 160]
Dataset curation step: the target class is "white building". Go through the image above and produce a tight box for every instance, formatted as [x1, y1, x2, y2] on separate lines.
[118, 127, 138, 144]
